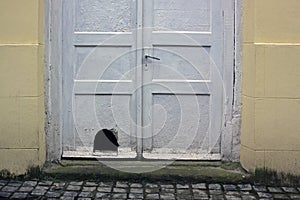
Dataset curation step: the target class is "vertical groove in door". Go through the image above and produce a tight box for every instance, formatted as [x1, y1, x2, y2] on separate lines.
[135, 0, 144, 159]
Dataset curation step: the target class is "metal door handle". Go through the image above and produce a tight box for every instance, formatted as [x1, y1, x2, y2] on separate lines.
[145, 55, 160, 60]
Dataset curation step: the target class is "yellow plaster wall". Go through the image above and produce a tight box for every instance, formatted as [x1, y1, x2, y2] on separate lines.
[241, 0, 300, 175]
[0, 0, 45, 174]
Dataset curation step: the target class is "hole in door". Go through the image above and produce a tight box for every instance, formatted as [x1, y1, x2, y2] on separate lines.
[93, 129, 119, 153]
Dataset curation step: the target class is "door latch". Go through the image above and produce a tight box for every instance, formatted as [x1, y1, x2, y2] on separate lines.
[144, 55, 160, 71]
[145, 55, 160, 60]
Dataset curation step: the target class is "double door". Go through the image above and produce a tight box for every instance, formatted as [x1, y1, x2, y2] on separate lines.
[62, 0, 227, 159]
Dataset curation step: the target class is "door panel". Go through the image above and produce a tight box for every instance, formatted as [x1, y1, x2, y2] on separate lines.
[143, 94, 210, 152]
[75, 47, 133, 80]
[62, 0, 137, 158]
[153, 0, 211, 32]
[151, 47, 211, 80]
[75, 0, 132, 32]
[142, 0, 223, 159]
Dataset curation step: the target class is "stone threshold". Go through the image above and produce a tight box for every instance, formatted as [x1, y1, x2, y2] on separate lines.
[43, 160, 249, 183]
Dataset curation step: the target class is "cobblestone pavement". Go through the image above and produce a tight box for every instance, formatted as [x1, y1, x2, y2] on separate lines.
[0, 180, 300, 199]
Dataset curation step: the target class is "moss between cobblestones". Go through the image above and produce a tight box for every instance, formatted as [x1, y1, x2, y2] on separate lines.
[42, 160, 250, 184]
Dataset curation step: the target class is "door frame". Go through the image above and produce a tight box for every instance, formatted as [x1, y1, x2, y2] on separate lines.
[44, 0, 243, 162]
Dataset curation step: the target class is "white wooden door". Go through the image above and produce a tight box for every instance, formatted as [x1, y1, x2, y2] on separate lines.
[62, 0, 230, 159]
[62, 0, 139, 158]
[142, 0, 224, 159]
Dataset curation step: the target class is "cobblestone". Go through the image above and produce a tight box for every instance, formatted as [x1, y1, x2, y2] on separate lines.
[0, 180, 8, 186]
[96, 192, 111, 198]
[51, 182, 66, 191]
[145, 193, 159, 199]
[8, 181, 22, 187]
[0, 179, 298, 199]
[241, 194, 257, 200]
[130, 183, 143, 188]
[99, 182, 113, 187]
[176, 184, 189, 189]
[209, 183, 222, 190]
[238, 183, 253, 191]
[273, 193, 289, 199]
[193, 189, 208, 199]
[18, 186, 34, 192]
[113, 187, 127, 193]
[31, 189, 47, 196]
[60, 197, 75, 200]
[192, 183, 206, 189]
[226, 191, 241, 197]
[290, 193, 300, 199]
[78, 191, 93, 198]
[38, 180, 53, 186]
[223, 184, 238, 191]
[146, 183, 159, 188]
[82, 186, 96, 192]
[84, 181, 98, 187]
[10, 192, 27, 199]
[66, 184, 81, 191]
[268, 186, 283, 193]
[115, 181, 128, 188]
[130, 187, 143, 193]
[97, 186, 112, 193]
[23, 181, 37, 187]
[161, 184, 174, 189]
[129, 193, 143, 199]
[161, 188, 175, 193]
[160, 193, 175, 199]
[112, 193, 127, 199]
[253, 185, 267, 192]
[225, 195, 241, 200]
[46, 191, 62, 198]
[62, 191, 78, 197]
[282, 186, 298, 193]
[0, 191, 11, 198]
[69, 181, 84, 186]
[209, 189, 223, 195]
[35, 185, 49, 190]
[257, 192, 273, 198]
[2, 186, 18, 192]
[146, 188, 160, 193]
[177, 189, 190, 195]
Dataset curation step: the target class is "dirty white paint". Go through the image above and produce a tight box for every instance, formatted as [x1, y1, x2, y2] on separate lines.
[75, 0, 132, 32]
[231, 0, 243, 161]
[45, 0, 64, 162]
[45, 0, 242, 161]
[142, 0, 225, 159]
[153, 0, 211, 32]
[61, 0, 138, 157]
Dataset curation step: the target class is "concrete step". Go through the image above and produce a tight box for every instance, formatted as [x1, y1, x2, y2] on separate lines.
[43, 160, 250, 183]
